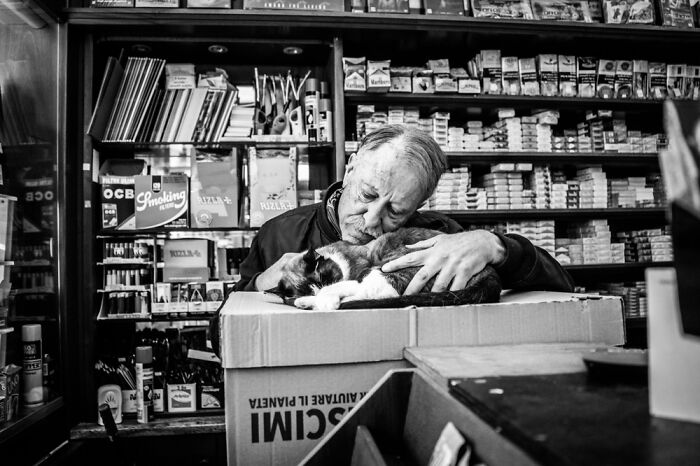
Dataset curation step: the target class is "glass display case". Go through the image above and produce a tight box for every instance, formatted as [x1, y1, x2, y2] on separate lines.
[0, 2, 70, 464]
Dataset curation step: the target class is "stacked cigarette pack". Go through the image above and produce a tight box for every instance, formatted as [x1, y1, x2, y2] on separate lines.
[506, 220, 556, 257]
[425, 167, 471, 210]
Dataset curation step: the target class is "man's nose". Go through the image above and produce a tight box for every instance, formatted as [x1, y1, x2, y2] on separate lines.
[363, 201, 383, 232]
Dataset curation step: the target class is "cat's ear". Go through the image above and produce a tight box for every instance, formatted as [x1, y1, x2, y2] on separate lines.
[302, 248, 321, 273]
[317, 258, 343, 286]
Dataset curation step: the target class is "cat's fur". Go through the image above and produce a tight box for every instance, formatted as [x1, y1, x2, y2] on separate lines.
[269, 227, 502, 311]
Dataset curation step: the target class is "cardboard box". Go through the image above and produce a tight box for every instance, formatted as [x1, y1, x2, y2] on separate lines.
[100, 176, 136, 231]
[220, 290, 624, 465]
[134, 175, 189, 229]
[162, 239, 213, 283]
[167, 383, 197, 413]
[190, 156, 239, 229]
[248, 147, 297, 228]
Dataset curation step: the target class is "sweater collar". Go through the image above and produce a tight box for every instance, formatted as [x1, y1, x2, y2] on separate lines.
[318, 181, 344, 242]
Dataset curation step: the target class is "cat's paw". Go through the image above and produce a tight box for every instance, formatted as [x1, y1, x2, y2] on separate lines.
[294, 296, 316, 309]
[314, 293, 341, 311]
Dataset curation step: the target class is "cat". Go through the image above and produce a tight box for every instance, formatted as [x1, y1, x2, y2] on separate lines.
[268, 227, 502, 311]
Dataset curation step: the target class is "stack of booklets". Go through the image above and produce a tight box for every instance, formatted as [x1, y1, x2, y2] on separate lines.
[89, 56, 240, 144]
[101, 57, 166, 143]
[148, 87, 238, 143]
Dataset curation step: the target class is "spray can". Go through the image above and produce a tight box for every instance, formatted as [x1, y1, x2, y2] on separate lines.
[22, 324, 44, 406]
[319, 99, 333, 143]
[303, 78, 320, 142]
[135, 346, 154, 423]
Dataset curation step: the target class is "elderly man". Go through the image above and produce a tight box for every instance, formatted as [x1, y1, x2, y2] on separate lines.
[237, 124, 574, 294]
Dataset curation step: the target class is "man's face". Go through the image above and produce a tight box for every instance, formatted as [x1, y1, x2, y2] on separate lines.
[337, 143, 425, 244]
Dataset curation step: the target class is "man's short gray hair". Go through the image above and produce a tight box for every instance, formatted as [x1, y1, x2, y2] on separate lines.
[358, 124, 447, 200]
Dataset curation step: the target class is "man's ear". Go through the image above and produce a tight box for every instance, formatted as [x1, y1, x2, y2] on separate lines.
[343, 153, 358, 186]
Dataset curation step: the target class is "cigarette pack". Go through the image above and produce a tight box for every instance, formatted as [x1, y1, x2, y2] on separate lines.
[206, 281, 225, 312]
[558, 55, 577, 97]
[688, 66, 700, 100]
[596, 59, 616, 99]
[649, 63, 668, 99]
[632, 60, 649, 99]
[614, 60, 633, 99]
[390, 68, 413, 93]
[367, 60, 391, 93]
[425, 0, 465, 14]
[413, 70, 435, 94]
[367, 0, 409, 12]
[153, 283, 171, 314]
[502, 57, 521, 96]
[480, 50, 503, 95]
[577, 57, 597, 98]
[343, 57, 367, 93]
[134, 175, 189, 230]
[666, 64, 687, 99]
[248, 147, 297, 228]
[538, 54, 559, 97]
[517, 58, 538, 96]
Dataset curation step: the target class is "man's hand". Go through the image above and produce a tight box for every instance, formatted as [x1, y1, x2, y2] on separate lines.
[254, 252, 300, 291]
[381, 230, 506, 295]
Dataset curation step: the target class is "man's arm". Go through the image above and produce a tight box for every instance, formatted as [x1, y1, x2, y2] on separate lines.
[492, 232, 574, 292]
[382, 230, 574, 293]
[236, 234, 265, 291]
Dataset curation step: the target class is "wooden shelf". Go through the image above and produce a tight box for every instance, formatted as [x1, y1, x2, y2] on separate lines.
[446, 152, 659, 166]
[98, 259, 154, 266]
[7, 315, 58, 324]
[70, 413, 225, 440]
[97, 312, 215, 322]
[563, 261, 673, 271]
[440, 207, 666, 222]
[94, 140, 334, 153]
[0, 397, 64, 444]
[97, 227, 258, 237]
[63, 8, 700, 43]
[13, 260, 53, 268]
[346, 92, 664, 110]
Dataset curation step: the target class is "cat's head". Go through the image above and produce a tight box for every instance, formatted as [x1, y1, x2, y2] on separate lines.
[268, 248, 344, 300]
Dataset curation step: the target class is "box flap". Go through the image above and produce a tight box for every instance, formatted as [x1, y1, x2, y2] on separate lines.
[219, 291, 625, 369]
[219, 292, 412, 369]
[416, 293, 624, 347]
